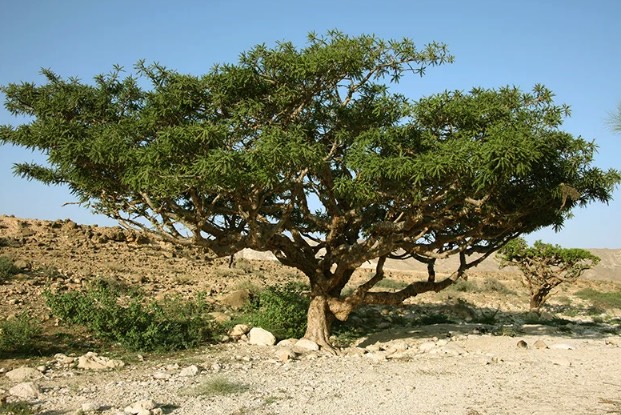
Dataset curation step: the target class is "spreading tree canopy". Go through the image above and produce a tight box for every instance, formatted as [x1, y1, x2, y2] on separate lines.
[2, 31, 619, 350]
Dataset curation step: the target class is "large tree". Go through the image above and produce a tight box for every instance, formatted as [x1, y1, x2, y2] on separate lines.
[2, 31, 619, 350]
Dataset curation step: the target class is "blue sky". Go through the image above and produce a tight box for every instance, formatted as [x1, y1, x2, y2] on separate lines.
[1, 0, 620, 248]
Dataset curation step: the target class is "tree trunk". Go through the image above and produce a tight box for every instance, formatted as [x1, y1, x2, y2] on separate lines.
[303, 295, 337, 354]
[530, 284, 552, 312]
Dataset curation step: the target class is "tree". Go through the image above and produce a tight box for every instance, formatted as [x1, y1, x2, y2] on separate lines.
[497, 238, 600, 311]
[609, 102, 621, 133]
[1, 31, 620, 350]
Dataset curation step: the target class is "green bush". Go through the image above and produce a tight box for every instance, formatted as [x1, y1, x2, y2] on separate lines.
[44, 281, 217, 351]
[243, 282, 310, 339]
[575, 288, 621, 310]
[0, 311, 42, 354]
[0, 401, 36, 415]
[0, 256, 20, 281]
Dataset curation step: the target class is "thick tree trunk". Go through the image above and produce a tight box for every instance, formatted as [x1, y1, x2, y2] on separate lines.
[530, 284, 552, 312]
[303, 295, 337, 354]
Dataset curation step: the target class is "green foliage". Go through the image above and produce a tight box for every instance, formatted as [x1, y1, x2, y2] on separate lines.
[0, 401, 36, 415]
[1, 31, 620, 341]
[575, 288, 621, 310]
[0, 256, 20, 281]
[242, 283, 310, 339]
[497, 238, 600, 310]
[0, 311, 42, 355]
[44, 281, 216, 351]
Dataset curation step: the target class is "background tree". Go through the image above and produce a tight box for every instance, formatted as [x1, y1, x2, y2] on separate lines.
[497, 238, 600, 311]
[2, 31, 619, 350]
[609, 102, 621, 133]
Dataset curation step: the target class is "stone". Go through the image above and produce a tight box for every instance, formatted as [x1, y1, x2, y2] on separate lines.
[78, 352, 125, 370]
[248, 327, 276, 346]
[517, 340, 528, 349]
[55, 353, 77, 365]
[124, 399, 157, 414]
[441, 343, 467, 356]
[153, 372, 171, 380]
[5, 367, 43, 382]
[294, 338, 320, 352]
[533, 339, 548, 349]
[9, 382, 41, 400]
[179, 365, 200, 377]
[228, 324, 251, 338]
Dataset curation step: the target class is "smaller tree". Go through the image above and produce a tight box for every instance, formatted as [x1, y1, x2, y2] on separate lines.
[497, 238, 600, 311]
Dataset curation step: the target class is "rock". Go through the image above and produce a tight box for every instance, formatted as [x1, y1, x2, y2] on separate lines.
[277, 339, 297, 348]
[9, 382, 41, 400]
[294, 338, 320, 352]
[152, 372, 171, 380]
[55, 353, 77, 366]
[5, 367, 43, 382]
[275, 348, 297, 362]
[248, 327, 276, 346]
[517, 340, 528, 349]
[229, 324, 251, 338]
[534, 339, 548, 349]
[124, 399, 157, 414]
[221, 289, 251, 309]
[81, 402, 104, 412]
[78, 352, 125, 370]
[179, 365, 200, 377]
[441, 343, 467, 356]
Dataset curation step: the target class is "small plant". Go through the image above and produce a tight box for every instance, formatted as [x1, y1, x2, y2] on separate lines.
[0, 311, 42, 355]
[482, 278, 515, 295]
[0, 256, 20, 281]
[44, 281, 218, 352]
[182, 376, 249, 397]
[0, 401, 36, 415]
[242, 282, 310, 339]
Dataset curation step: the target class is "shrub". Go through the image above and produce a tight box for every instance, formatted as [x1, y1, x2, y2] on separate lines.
[44, 282, 217, 352]
[0, 256, 20, 281]
[0, 311, 42, 355]
[243, 282, 310, 339]
[0, 401, 36, 415]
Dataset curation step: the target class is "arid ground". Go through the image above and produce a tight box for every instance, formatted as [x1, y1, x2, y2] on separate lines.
[1, 215, 620, 415]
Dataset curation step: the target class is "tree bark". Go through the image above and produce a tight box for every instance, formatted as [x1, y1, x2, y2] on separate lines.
[303, 295, 337, 354]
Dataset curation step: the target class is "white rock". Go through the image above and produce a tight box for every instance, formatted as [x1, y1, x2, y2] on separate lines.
[5, 367, 43, 382]
[277, 339, 297, 348]
[441, 343, 467, 356]
[124, 399, 157, 414]
[152, 372, 171, 380]
[179, 365, 200, 377]
[78, 352, 125, 370]
[295, 338, 320, 352]
[9, 382, 41, 399]
[248, 327, 276, 346]
[228, 324, 251, 337]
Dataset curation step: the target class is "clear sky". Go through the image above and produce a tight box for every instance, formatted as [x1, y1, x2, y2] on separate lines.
[1, 0, 620, 248]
